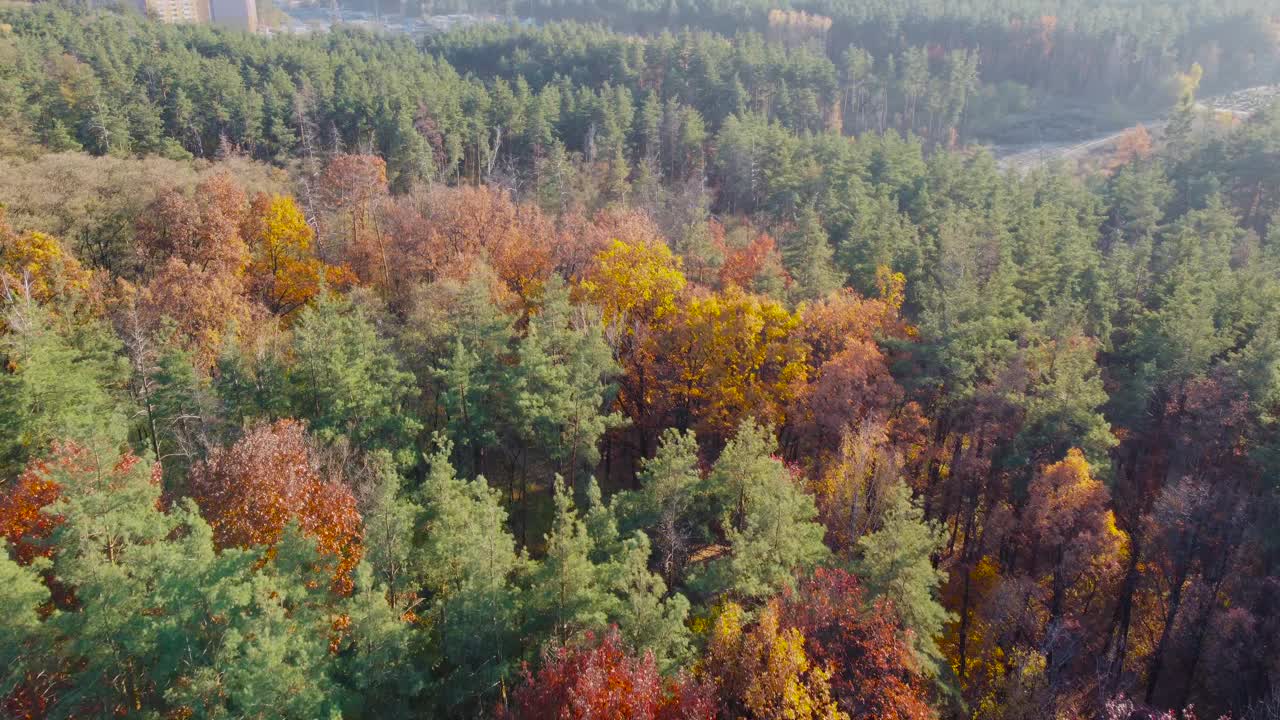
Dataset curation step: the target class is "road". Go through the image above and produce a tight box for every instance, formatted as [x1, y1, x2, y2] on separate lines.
[991, 85, 1275, 171]
[995, 122, 1164, 171]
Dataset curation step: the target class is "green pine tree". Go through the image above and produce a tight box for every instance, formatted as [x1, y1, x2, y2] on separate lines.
[853, 480, 951, 677]
[512, 276, 624, 489]
[783, 204, 842, 302]
[0, 300, 128, 475]
[692, 420, 829, 600]
[414, 441, 523, 713]
[288, 292, 421, 459]
[0, 546, 48, 701]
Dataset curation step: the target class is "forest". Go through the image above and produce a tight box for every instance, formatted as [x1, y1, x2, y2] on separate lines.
[2, 2, 1280, 719]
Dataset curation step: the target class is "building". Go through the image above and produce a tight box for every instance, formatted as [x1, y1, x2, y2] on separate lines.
[127, 0, 210, 24]
[210, 0, 258, 33]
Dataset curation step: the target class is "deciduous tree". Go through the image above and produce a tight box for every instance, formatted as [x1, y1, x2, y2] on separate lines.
[189, 419, 363, 594]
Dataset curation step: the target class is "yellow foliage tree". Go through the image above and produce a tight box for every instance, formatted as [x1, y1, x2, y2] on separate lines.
[0, 210, 93, 310]
[578, 238, 688, 442]
[579, 238, 687, 335]
[243, 194, 353, 317]
[703, 601, 848, 720]
[1023, 448, 1129, 625]
[663, 286, 808, 439]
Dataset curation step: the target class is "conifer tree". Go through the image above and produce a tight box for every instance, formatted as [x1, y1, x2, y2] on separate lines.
[523, 476, 614, 647]
[512, 276, 624, 488]
[432, 271, 516, 476]
[614, 428, 703, 586]
[692, 420, 829, 600]
[581, 478, 692, 671]
[784, 204, 842, 302]
[414, 442, 523, 712]
[0, 547, 47, 702]
[853, 481, 950, 677]
[0, 300, 128, 476]
[288, 292, 420, 458]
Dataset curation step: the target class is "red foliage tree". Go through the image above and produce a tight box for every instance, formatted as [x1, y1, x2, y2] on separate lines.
[501, 628, 716, 720]
[355, 185, 555, 308]
[135, 173, 250, 277]
[0, 441, 154, 567]
[717, 231, 784, 292]
[777, 568, 935, 720]
[0, 456, 64, 566]
[188, 420, 363, 594]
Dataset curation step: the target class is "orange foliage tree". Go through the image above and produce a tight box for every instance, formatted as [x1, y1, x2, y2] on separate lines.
[785, 277, 926, 545]
[553, 207, 666, 281]
[318, 153, 389, 264]
[1022, 448, 1128, 628]
[129, 257, 257, 370]
[1107, 125, 1154, 171]
[188, 419, 363, 593]
[368, 185, 555, 306]
[717, 231, 786, 293]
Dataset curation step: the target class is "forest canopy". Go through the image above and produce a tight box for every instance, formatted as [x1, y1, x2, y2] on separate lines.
[1, 2, 1280, 719]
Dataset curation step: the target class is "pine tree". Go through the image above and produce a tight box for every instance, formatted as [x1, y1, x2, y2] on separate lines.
[333, 560, 426, 719]
[27, 440, 346, 718]
[512, 276, 624, 489]
[356, 452, 420, 612]
[535, 138, 573, 215]
[432, 270, 517, 476]
[605, 144, 631, 206]
[524, 476, 614, 647]
[0, 547, 47, 701]
[692, 420, 829, 600]
[614, 428, 702, 587]
[0, 300, 128, 476]
[414, 442, 523, 713]
[853, 481, 951, 676]
[288, 292, 420, 458]
[581, 478, 692, 671]
[525, 476, 690, 667]
[784, 204, 842, 302]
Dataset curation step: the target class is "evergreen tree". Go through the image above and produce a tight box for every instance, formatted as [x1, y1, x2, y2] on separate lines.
[512, 275, 624, 489]
[0, 546, 47, 701]
[432, 272, 517, 477]
[414, 442, 523, 713]
[614, 428, 703, 587]
[784, 204, 842, 302]
[581, 478, 692, 671]
[333, 560, 426, 720]
[288, 292, 420, 459]
[525, 477, 689, 666]
[692, 420, 829, 600]
[0, 300, 128, 476]
[358, 452, 421, 612]
[852, 481, 950, 677]
[523, 476, 614, 647]
[214, 331, 290, 428]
